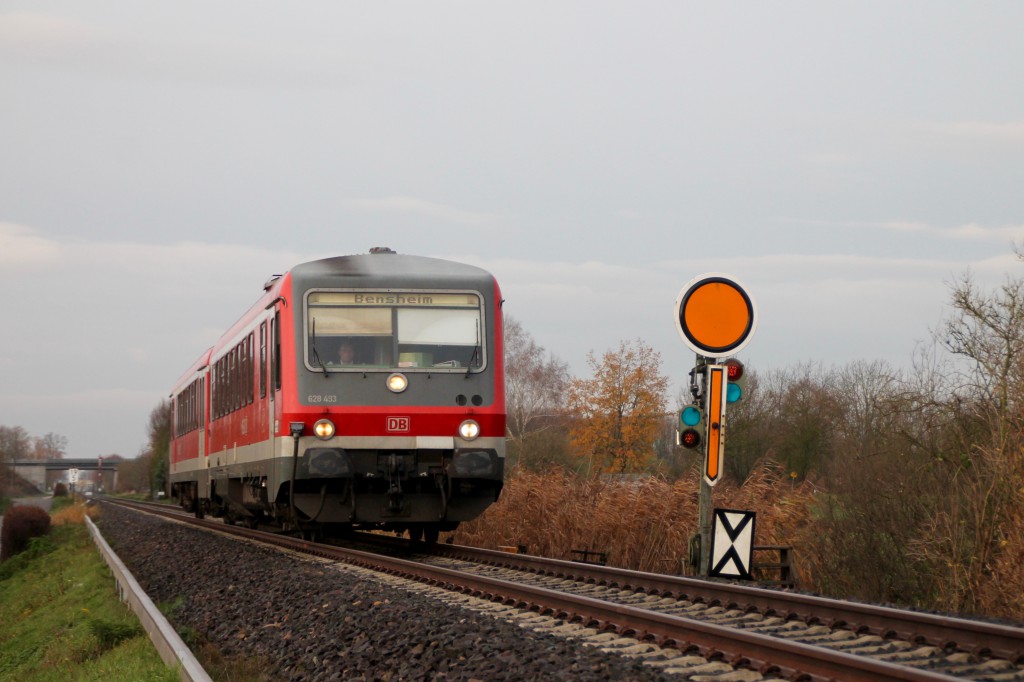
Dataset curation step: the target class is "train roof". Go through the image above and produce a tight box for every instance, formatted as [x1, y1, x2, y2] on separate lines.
[170, 347, 212, 395]
[170, 249, 498, 395]
[289, 250, 496, 289]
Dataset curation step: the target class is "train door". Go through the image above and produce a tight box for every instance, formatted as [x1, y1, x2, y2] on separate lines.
[199, 374, 207, 463]
[269, 310, 282, 436]
[198, 366, 211, 501]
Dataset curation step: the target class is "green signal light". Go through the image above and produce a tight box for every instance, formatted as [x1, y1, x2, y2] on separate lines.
[727, 383, 742, 403]
[681, 405, 702, 426]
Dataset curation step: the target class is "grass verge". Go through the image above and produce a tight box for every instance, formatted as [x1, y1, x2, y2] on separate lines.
[0, 502, 179, 682]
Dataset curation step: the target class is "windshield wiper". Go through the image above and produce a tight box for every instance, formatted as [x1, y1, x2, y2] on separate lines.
[466, 320, 481, 377]
[310, 318, 328, 377]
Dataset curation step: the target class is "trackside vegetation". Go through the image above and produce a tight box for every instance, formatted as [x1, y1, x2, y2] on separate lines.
[467, 259, 1024, 623]
[0, 500, 178, 681]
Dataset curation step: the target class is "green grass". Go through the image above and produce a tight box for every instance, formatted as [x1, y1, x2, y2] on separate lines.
[49, 495, 76, 514]
[0, 520, 179, 681]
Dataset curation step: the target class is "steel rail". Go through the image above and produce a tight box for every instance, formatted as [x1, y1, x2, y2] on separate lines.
[430, 542, 1024, 662]
[314, 546, 963, 682]
[103, 499, 967, 681]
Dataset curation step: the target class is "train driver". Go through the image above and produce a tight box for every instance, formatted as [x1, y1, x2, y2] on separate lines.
[336, 341, 355, 365]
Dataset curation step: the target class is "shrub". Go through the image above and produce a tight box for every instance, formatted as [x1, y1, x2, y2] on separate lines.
[0, 534, 58, 580]
[89, 618, 142, 652]
[53, 482, 68, 497]
[0, 504, 52, 562]
[50, 495, 77, 515]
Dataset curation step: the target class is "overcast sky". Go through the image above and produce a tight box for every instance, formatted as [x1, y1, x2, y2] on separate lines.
[2, 2, 1023, 459]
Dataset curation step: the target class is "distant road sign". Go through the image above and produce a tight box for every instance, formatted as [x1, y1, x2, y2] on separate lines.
[674, 274, 757, 357]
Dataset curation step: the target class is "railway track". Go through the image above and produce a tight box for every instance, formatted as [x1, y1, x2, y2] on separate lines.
[102, 498, 1024, 681]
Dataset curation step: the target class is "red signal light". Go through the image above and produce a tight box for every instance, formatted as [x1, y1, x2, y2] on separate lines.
[679, 428, 702, 449]
[724, 358, 744, 381]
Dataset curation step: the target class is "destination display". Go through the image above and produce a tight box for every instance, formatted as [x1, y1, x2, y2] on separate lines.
[308, 291, 479, 308]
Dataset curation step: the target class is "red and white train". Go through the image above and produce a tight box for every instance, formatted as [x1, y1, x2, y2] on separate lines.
[169, 248, 505, 541]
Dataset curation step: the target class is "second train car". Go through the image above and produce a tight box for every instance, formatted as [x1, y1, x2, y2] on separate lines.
[168, 248, 505, 541]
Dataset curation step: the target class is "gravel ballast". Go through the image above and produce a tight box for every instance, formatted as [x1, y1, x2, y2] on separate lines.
[97, 505, 683, 681]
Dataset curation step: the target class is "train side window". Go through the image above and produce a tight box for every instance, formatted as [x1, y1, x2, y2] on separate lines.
[219, 355, 225, 416]
[235, 345, 241, 410]
[221, 354, 228, 415]
[272, 312, 281, 392]
[219, 357, 226, 417]
[229, 348, 237, 412]
[245, 333, 253, 405]
[212, 359, 219, 418]
[259, 322, 267, 398]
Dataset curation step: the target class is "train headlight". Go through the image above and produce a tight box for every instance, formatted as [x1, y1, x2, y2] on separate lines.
[458, 419, 480, 441]
[386, 373, 408, 393]
[313, 419, 336, 440]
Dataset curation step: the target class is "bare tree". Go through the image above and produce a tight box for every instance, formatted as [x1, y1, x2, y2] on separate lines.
[912, 265, 1024, 614]
[504, 317, 571, 470]
[943, 269, 1024, 432]
[115, 451, 153, 493]
[0, 425, 32, 491]
[31, 432, 68, 460]
[147, 400, 173, 497]
[0, 425, 31, 461]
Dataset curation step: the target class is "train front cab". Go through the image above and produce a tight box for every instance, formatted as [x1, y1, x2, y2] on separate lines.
[273, 255, 506, 538]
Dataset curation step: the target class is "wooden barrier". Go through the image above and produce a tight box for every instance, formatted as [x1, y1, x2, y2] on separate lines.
[752, 545, 795, 587]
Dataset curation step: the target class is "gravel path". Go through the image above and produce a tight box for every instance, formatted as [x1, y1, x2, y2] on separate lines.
[96, 505, 683, 681]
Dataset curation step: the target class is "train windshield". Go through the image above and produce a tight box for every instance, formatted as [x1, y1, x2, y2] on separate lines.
[305, 291, 484, 372]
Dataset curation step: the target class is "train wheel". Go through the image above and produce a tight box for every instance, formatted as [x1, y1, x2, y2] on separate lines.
[299, 526, 323, 542]
[193, 483, 205, 519]
[407, 526, 424, 542]
[423, 526, 440, 544]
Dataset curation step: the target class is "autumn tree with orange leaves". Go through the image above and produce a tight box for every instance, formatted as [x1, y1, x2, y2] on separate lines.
[568, 339, 668, 474]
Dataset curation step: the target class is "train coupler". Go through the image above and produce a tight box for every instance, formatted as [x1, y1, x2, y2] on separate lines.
[435, 473, 450, 521]
[387, 483, 403, 512]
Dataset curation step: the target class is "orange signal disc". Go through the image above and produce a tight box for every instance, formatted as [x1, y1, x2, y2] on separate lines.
[675, 275, 756, 356]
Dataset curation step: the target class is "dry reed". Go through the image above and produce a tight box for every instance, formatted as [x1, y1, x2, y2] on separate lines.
[454, 459, 819, 582]
[51, 500, 98, 526]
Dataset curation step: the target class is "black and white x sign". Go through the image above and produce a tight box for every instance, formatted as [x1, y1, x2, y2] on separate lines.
[708, 508, 756, 580]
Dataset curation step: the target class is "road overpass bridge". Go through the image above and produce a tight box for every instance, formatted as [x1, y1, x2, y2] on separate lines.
[11, 458, 118, 494]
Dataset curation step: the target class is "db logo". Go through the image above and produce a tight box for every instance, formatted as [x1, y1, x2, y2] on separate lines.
[386, 417, 410, 432]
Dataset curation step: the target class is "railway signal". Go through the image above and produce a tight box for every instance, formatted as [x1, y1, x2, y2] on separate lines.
[723, 358, 746, 403]
[677, 404, 704, 449]
[674, 273, 757, 577]
[674, 273, 757, 358]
